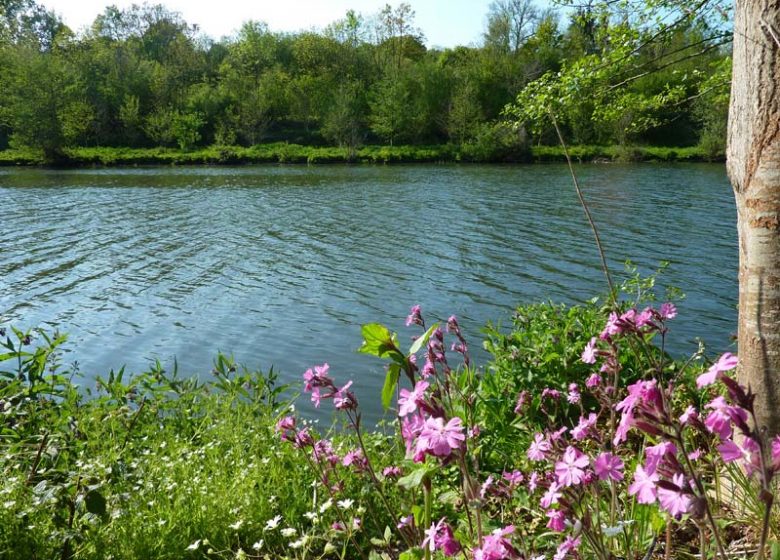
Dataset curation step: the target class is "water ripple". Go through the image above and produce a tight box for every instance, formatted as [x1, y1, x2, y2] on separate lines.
[0, 164, 737, 423]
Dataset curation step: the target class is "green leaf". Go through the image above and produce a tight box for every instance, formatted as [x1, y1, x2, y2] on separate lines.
[358, 323, 400, 359]
[381, 364, 401, 410]
[85, 490, 107, 517]
[399, 548, 424, 560]
[771, 541, 780, 560]
[408, 323, 439, 356]
[438, 490, 460, 505]
[398, 465, 433, 490]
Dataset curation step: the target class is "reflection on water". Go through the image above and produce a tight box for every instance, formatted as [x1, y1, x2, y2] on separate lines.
[0, 163, 737, 423]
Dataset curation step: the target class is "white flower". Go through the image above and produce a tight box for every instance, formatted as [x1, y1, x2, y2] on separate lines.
[303, 511, 318, 521]
[229, 520, 244, 530]
[337, 499, 354, 510]
[319, 499, 333, 513]
[251, 540, 263, 551]
[264, 515, 282, 531]
[281, 528, 297, 538]
[186, 540, 201, 551]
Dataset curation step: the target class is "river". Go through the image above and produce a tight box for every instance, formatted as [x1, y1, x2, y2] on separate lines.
[0, 163, 737, 421]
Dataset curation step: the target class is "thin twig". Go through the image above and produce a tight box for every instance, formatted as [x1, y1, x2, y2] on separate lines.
[549, 110, 617, 305]
[761, 20, 780, 49]
[26, 432, 49, 485]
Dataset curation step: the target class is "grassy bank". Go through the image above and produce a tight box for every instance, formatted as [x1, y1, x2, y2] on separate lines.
[2, 291, 770, 560]
[0, 143, 723, 167]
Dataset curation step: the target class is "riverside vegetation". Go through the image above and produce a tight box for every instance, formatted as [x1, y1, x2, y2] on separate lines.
[3, 271, 779, 559]
[0, 0, 730, 164]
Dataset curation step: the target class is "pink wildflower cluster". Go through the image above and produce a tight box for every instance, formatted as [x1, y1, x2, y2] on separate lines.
[400, 306, 467, 463]
[422, 518, 462, 557]
[302, 363, 358, 410]
[473, 526, 520, 560]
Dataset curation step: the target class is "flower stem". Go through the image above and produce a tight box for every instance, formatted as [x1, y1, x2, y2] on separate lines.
[423, 476, 432, 560]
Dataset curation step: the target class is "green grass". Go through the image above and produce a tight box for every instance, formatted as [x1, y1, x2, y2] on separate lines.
[0, 339, 397, 560]
[529, 144, 720, 163]
[0, 142, 723, 167]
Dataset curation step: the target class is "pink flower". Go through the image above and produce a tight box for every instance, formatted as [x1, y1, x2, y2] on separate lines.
[550, 426, 568, 442]
[540, 482, 562, 508]
[657, 473, 691, 517]
[679, 405, 698, 425]
[313, 439, 339, 466]
[303, 363, 333, 392]
[401, 413, 425, 454]
[586, 373, 602, 388]
[688, 448, 703, 461]
[293, 428, 314, 449]
[594, 452, 624, 481]
[600, 312, 622, 339]
[422, 518, 461, 557]
[644, 442, 677, 474]
[772, 436, 780, 468]
[416, 416, 466, 458]
[473, 526, 518, 560]
[383, 466, 402, 478]
[704, 396, 748, 439]
[397, 381, 429, 417]
[659, 302, 677, 320]
[581, 337, 598, 364]
[502, 470, 524, 486]
[546, 509, 566, 532]
[718, 437, 760, 474]
[513, 391, 530, 415]
[556, 535, 581, 559]
[528, 471, 539, 492]
[567, 383, 580, 404]
[333, 380, 357, 410]
[613, 379, 662, 445]
[571, 413, 597, 441]
[628, 465, 659, 504]
[527, 433, 552, 461]
[480, 475, 495, 499]
[276, 415, 295, 433]
[342, 449, 367, 471]
[696, 352, 739, 388]
[555, 446, 589, 487]
[635, 307, 654, 327]
[406, 305, 423, 327]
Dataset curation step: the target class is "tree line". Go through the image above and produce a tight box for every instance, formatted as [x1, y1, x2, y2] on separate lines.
[0, 0, 731, 161]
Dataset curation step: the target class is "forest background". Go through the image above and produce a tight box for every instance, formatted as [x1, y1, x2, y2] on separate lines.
[0, 0, 732, 163]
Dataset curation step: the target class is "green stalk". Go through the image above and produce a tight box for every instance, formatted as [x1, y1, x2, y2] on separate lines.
[423, 476, 433, 560]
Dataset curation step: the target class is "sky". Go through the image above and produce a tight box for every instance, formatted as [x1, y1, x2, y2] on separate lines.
[38, 0, 498, 48]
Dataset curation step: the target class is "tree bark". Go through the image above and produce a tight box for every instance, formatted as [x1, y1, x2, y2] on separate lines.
[727, 0, 780, 433]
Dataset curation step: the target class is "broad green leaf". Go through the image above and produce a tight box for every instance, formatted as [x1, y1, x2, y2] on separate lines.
[358, 323, 399, 359]
[398, 465, 433, 490]
[381, 364, 400, 410]
[408, 323, 439, 356]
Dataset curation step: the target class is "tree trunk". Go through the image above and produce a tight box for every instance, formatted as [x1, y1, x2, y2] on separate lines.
[727, 0, 780, 433]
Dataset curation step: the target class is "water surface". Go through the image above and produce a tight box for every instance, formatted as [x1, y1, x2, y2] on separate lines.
[0, 164, 737, 421]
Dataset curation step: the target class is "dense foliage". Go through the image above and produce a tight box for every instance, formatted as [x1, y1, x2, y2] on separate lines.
[0, 0, 731, 162]
[5, 286, 779, 559]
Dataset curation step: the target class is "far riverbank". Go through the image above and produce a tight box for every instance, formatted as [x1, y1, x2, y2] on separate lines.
[0, 143, 722, 167]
